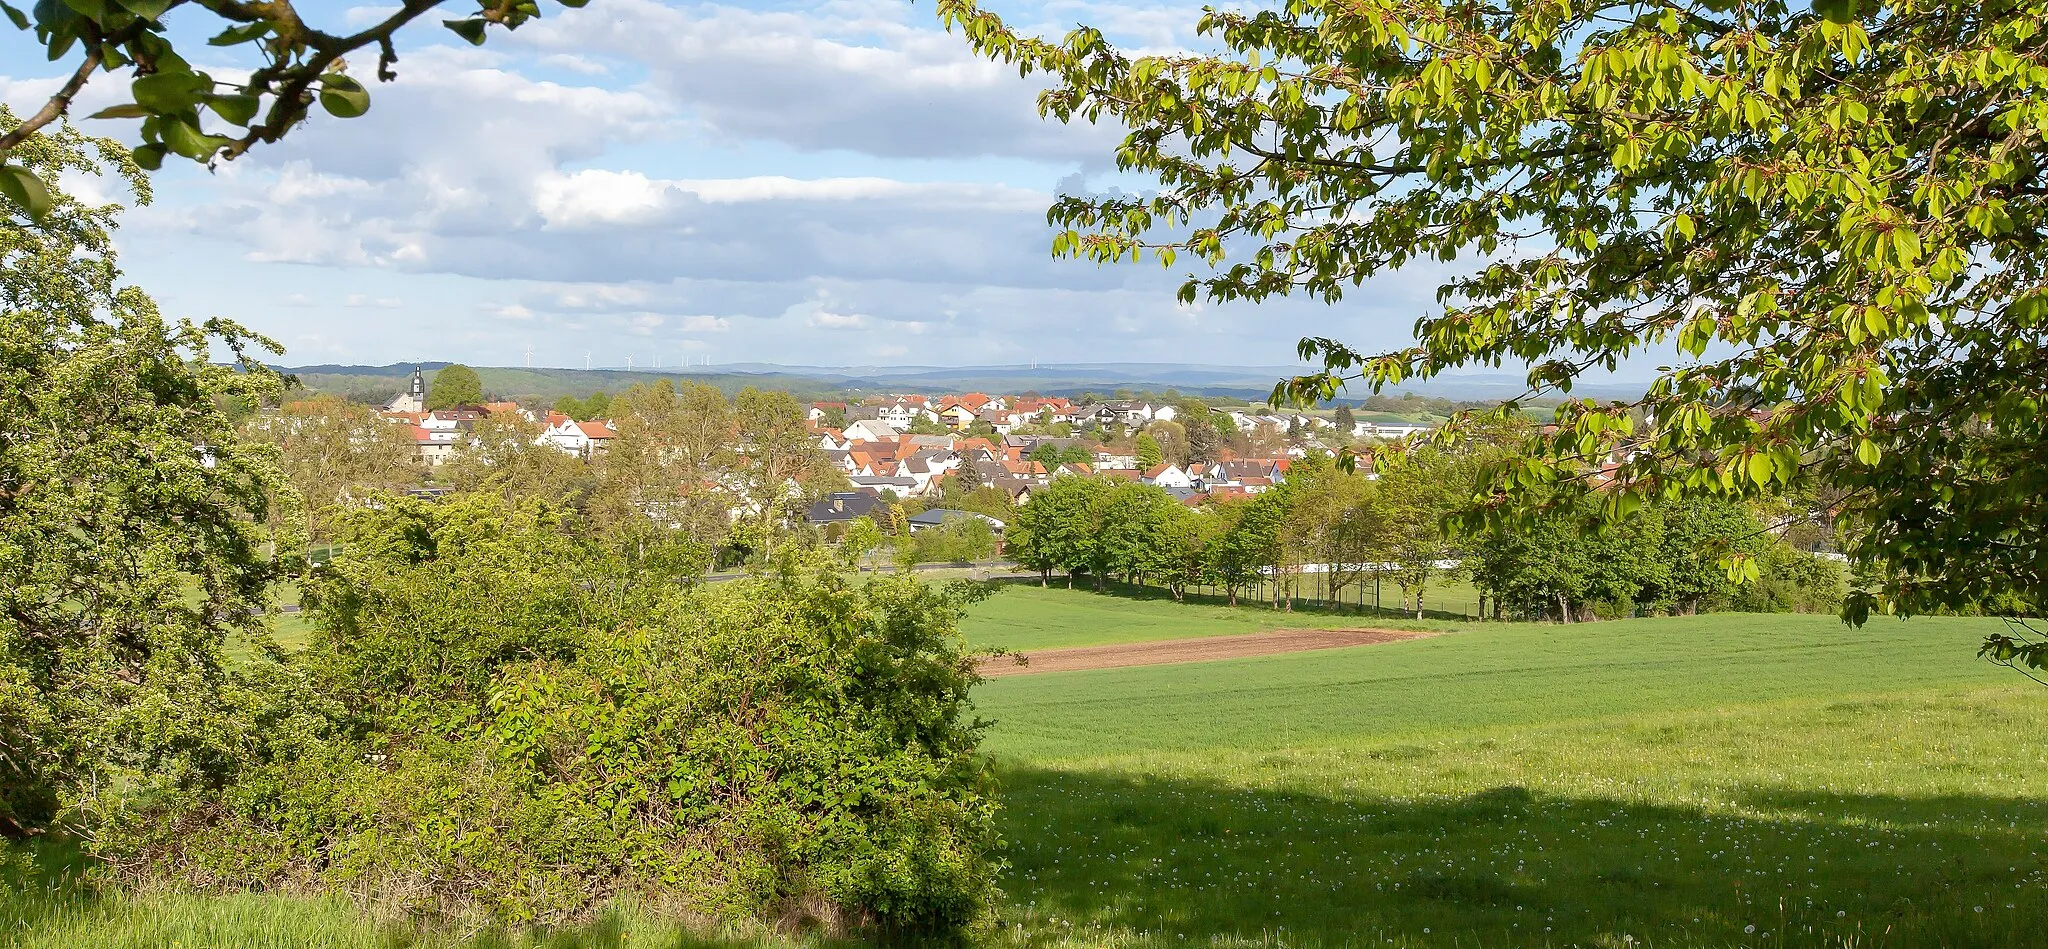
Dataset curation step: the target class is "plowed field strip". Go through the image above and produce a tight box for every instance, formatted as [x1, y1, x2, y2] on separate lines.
[977, 628, 1433, 677]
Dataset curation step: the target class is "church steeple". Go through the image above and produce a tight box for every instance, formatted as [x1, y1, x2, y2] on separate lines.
[409, 367, 425, 402]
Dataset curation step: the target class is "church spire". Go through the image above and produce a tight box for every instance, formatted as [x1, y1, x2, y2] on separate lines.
[410, 366, 425, 401]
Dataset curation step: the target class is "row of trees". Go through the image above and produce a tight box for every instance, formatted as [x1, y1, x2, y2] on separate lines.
[1010, 448, 1843, 621]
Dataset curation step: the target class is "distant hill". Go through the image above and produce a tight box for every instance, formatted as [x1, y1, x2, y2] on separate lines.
[276, 362, 1645, 408]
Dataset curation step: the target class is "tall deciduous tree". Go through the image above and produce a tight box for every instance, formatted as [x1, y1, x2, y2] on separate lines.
[940, 0, 2048, 632]
[243, 394, 420, 547]
[1, 120, 289, 837]
[425, 364, 483, 410]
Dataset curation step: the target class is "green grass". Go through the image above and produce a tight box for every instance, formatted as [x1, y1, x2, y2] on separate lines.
[12, 588, 2045, 948]
[960, 581, 1435, 652]
[968, 596, 2048, 947]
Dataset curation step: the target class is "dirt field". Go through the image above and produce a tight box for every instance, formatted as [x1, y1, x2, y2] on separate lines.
[976, 628, 1431, 677]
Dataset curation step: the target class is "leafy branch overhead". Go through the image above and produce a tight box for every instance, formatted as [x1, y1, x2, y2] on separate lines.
[939, 0, 2048, 621]
[0, 0, 592, 219]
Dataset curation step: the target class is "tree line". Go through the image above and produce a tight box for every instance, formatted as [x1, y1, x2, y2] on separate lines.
[1009, 446, 1845, 621]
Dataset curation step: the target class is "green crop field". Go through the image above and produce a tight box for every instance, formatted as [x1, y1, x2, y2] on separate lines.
[8, 588, 2045, 948]
[971, 596, 2048, 948]
[959, 581, 1462, 652]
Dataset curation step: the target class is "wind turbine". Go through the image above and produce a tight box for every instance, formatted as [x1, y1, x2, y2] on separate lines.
[584, 351, 592, 370]
[626, 355, 633, 371]
[524, 340, 534, 368]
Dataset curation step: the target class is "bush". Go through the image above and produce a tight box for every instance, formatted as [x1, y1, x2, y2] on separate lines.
[96, 495, 1001, 936]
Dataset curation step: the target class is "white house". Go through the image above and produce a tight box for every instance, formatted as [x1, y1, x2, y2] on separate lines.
[842, 419, 902, 443]
[1141, 463, 1194, 488]
[1354, 421, 1433, 440]
[541, 415, 617, 458]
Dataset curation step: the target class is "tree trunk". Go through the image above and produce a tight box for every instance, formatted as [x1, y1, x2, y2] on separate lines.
[1413, 588, 1424, 620]
[1556, 593, 1572, 623]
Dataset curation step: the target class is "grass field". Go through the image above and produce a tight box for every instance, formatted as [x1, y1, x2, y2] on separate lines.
[969, 598, 2048, 947]
[959, 581, 1464, 652]
[8, 587, 2045, 948]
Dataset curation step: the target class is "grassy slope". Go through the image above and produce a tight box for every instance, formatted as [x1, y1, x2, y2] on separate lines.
[970, 596, 2048, 948]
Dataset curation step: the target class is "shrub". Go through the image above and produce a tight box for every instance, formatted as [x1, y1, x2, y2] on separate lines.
[97, 495, 1001, 936]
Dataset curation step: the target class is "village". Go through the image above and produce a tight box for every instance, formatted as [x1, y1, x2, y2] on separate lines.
[367, 367, 1440, 528]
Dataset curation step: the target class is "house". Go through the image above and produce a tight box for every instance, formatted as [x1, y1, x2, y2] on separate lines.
[876, 397, 937, 429]
[849, 475, 921, 499]
[843, 419, 901, 443]
[907, 509, 1005, 534]
[1353, 421, 1432, 440]
[1094, 448, 1138, 470]
[935, 399, 982, 431]
[1070, 404, 1122, 428]
[384, 367, 426, 414]
[807, 401, 848, 421]
[410, 424, 461, 466]
[542, 414, 617, 458]
[1141, 463, 1193, 488]
[804, 492, 886, 526]
[1105, 401, 1178, 426]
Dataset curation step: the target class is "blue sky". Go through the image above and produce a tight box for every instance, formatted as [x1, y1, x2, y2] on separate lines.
[1, 0, 1457, 370]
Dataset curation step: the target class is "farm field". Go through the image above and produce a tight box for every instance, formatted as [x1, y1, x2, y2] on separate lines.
[972, 593, 2048, 948]
[8, 588, 2045, 948]
[960, 581, 1466, 653]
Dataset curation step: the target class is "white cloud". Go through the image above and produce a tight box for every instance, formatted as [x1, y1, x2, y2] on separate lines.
[807, 311, 867, 330]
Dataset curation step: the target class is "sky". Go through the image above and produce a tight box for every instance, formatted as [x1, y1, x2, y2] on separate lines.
[0, 0, 1460, 371]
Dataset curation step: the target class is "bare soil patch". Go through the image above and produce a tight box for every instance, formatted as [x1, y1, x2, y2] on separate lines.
[977, 628, 1433, 677]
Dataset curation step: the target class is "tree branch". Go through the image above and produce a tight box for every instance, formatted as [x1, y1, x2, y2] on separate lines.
[0, 37, 105, 154]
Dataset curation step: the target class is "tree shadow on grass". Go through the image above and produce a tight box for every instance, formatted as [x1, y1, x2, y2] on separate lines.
[995, 766, 2048, 948]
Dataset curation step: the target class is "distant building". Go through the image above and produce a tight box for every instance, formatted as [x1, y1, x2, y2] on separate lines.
[805, 492, 886, 526]
[384, 367, 426, 414]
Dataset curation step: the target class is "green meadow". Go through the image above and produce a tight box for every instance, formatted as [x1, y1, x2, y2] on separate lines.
[972, 595, 2048, 948]
[7, 585, 2045, 948]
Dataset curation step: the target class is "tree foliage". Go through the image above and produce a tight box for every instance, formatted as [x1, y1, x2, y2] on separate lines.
[425, 363, 483, 410]
[0, 119, 289, 838]
[940, 0, 2048, 625]
[99, 495, 1001, 934]
[242, 394, 419, 546]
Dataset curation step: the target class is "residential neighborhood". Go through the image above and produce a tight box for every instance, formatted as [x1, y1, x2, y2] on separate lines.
[357, 371, 1433, 522]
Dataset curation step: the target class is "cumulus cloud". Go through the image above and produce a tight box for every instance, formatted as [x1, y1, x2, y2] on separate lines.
[0, 0, 1450, 368]
[514, 0, 1123, 162]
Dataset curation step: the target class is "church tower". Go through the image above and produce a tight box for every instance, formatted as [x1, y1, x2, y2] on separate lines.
[385, 366, 427, 414]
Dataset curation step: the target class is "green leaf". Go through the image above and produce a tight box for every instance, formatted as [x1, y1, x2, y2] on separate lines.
[208, 22, 271, 46]
[0, 0, 27, 29]
[317, 73, 371, 119]
[131, 143, 167, 171]
[132, 71, 210, 114]
[112, 0, 172, 20]
[160, 117, 227, 160]
[57, 0, 101, 17]
[207, 93, 259, 127]
[1854, 438, 1881, 466]
[0, 164, 54, 223]
[87, 103, 149, 119]
[442, 17, 489, 46]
